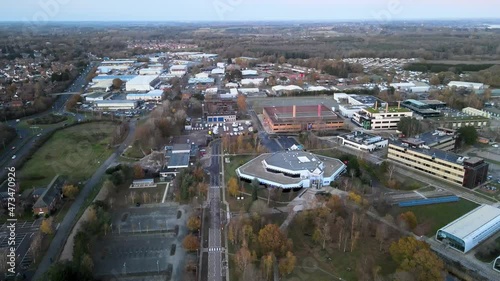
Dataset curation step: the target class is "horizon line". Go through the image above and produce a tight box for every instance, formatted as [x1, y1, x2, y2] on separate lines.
[0, 17, 500, 24]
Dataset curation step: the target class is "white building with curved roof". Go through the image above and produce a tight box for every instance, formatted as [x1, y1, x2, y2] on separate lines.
[236, 151, 346, 189]
[436, 204, 500, 253]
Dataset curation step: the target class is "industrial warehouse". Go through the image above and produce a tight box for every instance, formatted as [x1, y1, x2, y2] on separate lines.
[436, 205, 500, 253]
[236, 151, 346, 189]
[262, 104, 344, 133]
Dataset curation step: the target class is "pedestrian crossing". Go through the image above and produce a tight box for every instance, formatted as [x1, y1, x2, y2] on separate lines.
[208, 247, 224, 252]
[210, 186, 221, 189]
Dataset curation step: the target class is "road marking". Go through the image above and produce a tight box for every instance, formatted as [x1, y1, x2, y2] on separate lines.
[161, 182, 170, 203]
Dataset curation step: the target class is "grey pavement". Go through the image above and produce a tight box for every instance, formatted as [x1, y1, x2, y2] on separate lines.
[32, 119, 136, 281]
[206, 140, 224, 281]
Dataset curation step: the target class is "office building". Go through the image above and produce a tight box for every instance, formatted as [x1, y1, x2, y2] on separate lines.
[203, 99, 238, 123]
[401, 99, 441, 118]
[388, 140, 489, 188]
[352, 103, 413, 130]
[263, 105, 344, 133]
[337, 131, 388, 152]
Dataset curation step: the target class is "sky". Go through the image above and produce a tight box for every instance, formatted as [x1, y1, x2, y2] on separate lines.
[1, 0, 498, 22]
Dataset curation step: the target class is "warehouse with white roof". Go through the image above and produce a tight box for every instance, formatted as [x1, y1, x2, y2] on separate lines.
[436, 204, 500, 253]
[125, 75, 160, 92]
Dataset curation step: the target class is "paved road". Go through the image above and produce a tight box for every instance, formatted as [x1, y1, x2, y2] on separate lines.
[31, 119, 136, 281]
[206, 140, 223, 281]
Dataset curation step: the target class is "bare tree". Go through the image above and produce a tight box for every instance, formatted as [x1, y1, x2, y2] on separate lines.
[376, 223, 389, 251]
[387, 164, 396, 181]
[129, 191, 137, 204]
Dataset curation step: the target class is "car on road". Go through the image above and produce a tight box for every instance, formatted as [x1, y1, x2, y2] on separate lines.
[36, 133, 42, 137]
[11, 155, 16, 160]
[493, 144, 499, 148]
[11, 146, 15, 150]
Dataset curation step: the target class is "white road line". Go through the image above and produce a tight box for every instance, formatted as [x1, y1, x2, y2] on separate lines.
[161, 183, 170, 203]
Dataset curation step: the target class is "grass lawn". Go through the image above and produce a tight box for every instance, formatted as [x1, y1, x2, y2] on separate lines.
[54, 200, 72, 223]
[123, 141, 148, 159]
[394, 199, 479, 236]
[223, 155, 254, 184]
[18, 122, 118, 191]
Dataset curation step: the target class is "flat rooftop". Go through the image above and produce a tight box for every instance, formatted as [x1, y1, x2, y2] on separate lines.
[264, 105, 340, 123]
[390, 140, 462, 164]
[94, 100, 137, 104]
[365, 107, 410, 114]
[339, 131, 385, 145]
[238, 152, 344, 185]
[414, 128, 456, 146]
[350, 95, 378, 105]
[167, 152, 190, 168]
[438, 205, 500, 240]
[429, 115, 489, 122]
[421, 100, 447, 106]
[265, 151, 323, 173]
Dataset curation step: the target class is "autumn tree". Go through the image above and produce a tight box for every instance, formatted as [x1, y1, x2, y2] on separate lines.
[65, 94, 82, 110]
[390, 236, 444, 281]
[41, 218, 54, 235]
[228, 177, 239, 197]
[258, 224, 291, 257]
[187, 215, 201, 232]
[182, 234, 200, 252]
[260, 252, 275, 281]
[237, 94, 247, 112]
[235, 244, 253, 274]
[399, 211, 418, 231]
[62, 184, 79, 200]
[112, 78, 123, 89]
[133, 164, 145, 179]
[278, 251, 297, 277]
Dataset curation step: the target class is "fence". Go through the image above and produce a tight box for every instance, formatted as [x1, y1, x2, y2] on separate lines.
[398, 196, 459, 207]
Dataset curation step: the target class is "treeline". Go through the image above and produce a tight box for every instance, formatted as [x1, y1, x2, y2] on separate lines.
[0, 96, 54, 121]
[405, 63, 494, 74]
[133, 100, 187, 149]
[40, 201, 111, 281]
[0, 123, 17, 148]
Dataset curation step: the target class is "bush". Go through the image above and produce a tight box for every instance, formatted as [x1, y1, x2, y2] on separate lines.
[27, 114, 67, 125]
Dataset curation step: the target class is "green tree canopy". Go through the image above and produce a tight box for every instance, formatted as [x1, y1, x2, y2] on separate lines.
[397, 117, 422, 137]
[457, 126, 478, 146]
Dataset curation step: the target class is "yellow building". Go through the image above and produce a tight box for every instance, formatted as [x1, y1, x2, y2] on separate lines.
[388, 140, 489, 188]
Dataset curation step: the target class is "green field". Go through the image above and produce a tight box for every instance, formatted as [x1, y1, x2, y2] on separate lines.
[223, 155, 254, 184]
[19, 122, 118, 191]
[395, 199, 479, 236]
